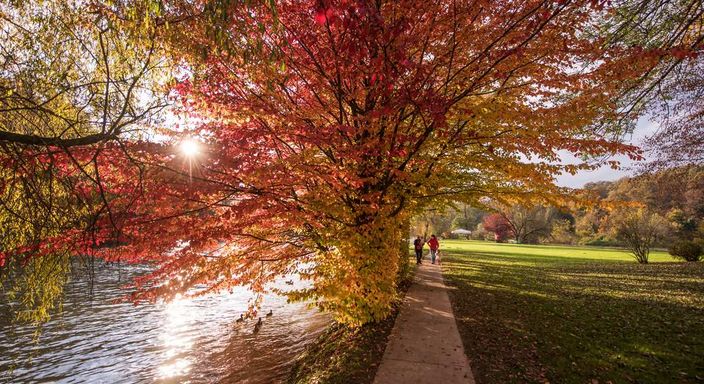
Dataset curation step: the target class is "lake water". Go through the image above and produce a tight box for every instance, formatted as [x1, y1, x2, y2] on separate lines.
[0, 264, 329, 383]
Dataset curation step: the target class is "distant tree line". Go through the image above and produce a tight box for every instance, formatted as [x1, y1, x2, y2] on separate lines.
[411, 165, 704, 263]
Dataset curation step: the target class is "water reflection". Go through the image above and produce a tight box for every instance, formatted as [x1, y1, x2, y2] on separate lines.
[158, 294, 194, 380]
[0, 264, 329, 383]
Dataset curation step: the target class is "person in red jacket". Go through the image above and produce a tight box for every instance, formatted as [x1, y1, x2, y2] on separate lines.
[428, 234, 440, 264]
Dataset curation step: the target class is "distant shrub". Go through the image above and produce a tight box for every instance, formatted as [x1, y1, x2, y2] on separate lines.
[582, 237, 620, 247]
[669, 241, 703, 262]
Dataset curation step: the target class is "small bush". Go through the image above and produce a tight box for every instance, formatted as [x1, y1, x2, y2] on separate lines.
[669, 241, 703, 262]
[582, 237, 620, 247]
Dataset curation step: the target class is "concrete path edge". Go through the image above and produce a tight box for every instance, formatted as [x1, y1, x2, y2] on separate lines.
[373, 261, 475, 384]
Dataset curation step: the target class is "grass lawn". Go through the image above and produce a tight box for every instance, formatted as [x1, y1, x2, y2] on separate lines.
[441, 240, 704, 384]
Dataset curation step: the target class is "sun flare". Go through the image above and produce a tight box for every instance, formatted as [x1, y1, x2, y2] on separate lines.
[180, 139, 200, 157]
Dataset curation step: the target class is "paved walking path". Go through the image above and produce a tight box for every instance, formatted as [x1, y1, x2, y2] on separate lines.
[373, 262, 475, 384]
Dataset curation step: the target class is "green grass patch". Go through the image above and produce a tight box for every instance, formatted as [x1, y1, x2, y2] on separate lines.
[287, 259, 415, 384]
[441, 240, 704, 384]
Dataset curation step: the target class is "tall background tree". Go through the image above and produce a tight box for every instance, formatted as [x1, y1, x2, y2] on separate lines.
[643, 60, 704, 167]
[496, 205, 555, 244]
[604, 0, 704, 167]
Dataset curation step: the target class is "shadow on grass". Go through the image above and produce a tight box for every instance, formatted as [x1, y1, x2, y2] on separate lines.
[443, 250, 704, 384]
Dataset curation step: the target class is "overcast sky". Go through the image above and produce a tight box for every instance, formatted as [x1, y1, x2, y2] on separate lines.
[555, 117, 660, 188]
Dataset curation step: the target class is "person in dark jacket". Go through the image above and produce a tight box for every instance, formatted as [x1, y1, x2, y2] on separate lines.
[413, 236, 424, 264]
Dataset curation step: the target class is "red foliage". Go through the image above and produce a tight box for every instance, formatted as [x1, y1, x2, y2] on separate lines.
[483, 213, 513, 243]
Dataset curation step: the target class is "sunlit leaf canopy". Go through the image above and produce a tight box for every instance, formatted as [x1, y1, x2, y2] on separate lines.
[0, 0, 702, 325]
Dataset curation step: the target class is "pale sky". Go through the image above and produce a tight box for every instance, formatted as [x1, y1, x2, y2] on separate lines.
[555, 117, 660, 188]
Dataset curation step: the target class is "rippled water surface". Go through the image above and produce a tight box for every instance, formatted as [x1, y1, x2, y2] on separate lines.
[0, 265, 329, 383]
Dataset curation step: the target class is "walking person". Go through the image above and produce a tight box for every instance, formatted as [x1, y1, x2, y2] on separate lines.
[413, 236, 424, 264]
[428, 234, 440, 264]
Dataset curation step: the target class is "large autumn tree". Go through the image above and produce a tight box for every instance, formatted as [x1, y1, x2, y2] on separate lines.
[106, 0, 657, 324]
[2, 0, 691, 325]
